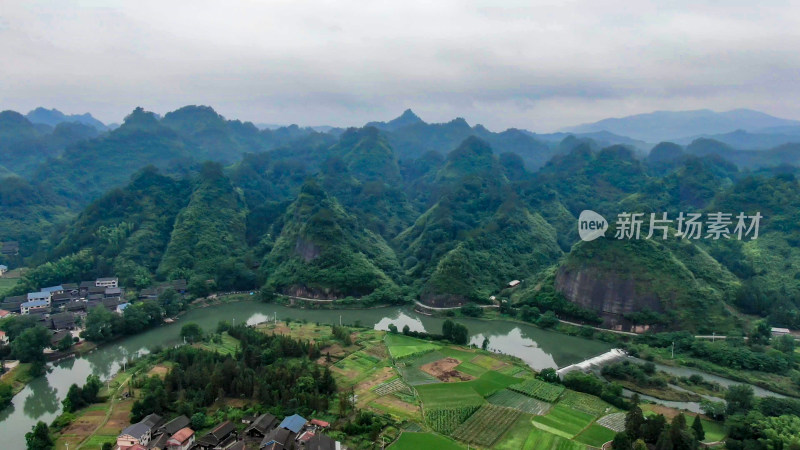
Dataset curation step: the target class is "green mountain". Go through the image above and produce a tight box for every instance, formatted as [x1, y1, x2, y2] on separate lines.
[263, 180, 401, 301]
[158, 162, 251, 289]
[422, 200, 562, 304]
[49, 167, 191, 286]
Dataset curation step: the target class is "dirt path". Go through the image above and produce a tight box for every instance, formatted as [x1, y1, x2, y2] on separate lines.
[75, 373, 131, 450]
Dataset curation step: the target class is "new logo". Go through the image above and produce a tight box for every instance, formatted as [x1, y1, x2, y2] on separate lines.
[578, 210, 608, 241]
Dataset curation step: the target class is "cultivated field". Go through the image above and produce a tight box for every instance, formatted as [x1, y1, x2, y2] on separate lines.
[450, 404, 521, 447]
[487, 389, 552, 415]
[574, 423, 616, 448]
[510, 378, 565, 402]
[385, 334, 441, 359]
[596, 412, 625, 432]
[532, 404, 595, 439]
[494, 415, 586, 450]
[558, 390, 616, 417]
[424, 405, 481, 434]
[390, 432, 465, 450]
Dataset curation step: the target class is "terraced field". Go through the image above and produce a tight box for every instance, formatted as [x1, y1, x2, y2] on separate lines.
[574, 424, 616, 448]
[385, 334, 441, 359]
[373, 378, 412, 396]
[510, 378, 565, 402]
[451, 404, 521, 447]
[487, 389, 552, 415]
[558, 390, 616, 417]
[390, 432, 465, 450]
[424, 406, 481, 434]
[532, 405, 595, 439]
[416, 382, 485, 408]
[596, 412, 626, 432]
[494, 415, 587, 450]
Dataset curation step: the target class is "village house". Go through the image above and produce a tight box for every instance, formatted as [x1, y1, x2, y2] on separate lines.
[0, 309, 12, 319]
[166, 427, 195, 450]
[259, 427, 295, 450]
[1, 241, 19, 256]
[0, 265, 7, 276]
[50, 312, 76, 330]
[41, 285, 64, 296]
[117, 413, 163, 450]
[195, 420, 236, 449]
[96, 277, 119, 288]
[0, 330, 8, 345]
[27, 291, 52, 306]
[304, 433, 338, 450]
[20, 299, 48, 315]
[244, 413, 277, 438]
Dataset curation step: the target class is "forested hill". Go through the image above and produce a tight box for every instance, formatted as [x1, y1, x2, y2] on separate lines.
[3, 106, 800, 333]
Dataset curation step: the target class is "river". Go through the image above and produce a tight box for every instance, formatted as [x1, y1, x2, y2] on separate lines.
[0, 301, 612, 447]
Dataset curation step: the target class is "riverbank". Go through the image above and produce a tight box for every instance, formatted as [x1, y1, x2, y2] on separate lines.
[0, 362, 32, 397]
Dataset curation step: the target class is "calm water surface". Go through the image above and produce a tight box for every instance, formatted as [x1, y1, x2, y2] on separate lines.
[0, 301, 612, 447]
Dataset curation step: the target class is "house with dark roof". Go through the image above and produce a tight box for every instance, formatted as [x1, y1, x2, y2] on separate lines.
[117, 422, 153, 449]
[1, 241, 19, 255]
[228, 441, 249, 450]
[278, 414, 306, 434]
[51, 292, 76, 307]
[147, 432, 170, 450]
[305, 433, 337, 450]
[195, 421, 236, 449]
[244, 413, 277, 438]
[65, 302, 86, 312]
[141, 413, 164, 431]
[159, 415, 191, 436]
[139, 288, 159, 300]
[105, 287, 123, 298]
[259, 427, 295, 450]
[50, 312, 76, 330]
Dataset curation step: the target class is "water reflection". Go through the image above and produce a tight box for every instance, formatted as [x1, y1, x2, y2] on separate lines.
[0, 302, 612, 447]
[24, 383, 59, 417]
[374, 311, 426, 333]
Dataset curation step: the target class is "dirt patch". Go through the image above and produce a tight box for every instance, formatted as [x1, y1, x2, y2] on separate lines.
[148, 364, 169, 378]
[372, 394, 420, 416]
[420, 358, 473, 382]
[354, 367, 396, 395]
[364, 343, 388, 359]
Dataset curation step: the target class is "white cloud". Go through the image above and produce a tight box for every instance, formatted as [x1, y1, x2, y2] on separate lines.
[1, 0, 799, 131]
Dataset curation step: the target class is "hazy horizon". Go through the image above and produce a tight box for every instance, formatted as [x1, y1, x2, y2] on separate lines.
[4, 1, 800, 132]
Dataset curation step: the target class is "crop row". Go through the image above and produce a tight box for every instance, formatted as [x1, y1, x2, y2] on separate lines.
[424, 405, 480, 434]
[509, 378, 565, 402]
[487, 389, 552, 415]
[451, 404, 521, 447]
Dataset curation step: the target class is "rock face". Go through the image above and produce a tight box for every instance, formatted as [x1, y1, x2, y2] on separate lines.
[555, 266, 664, 326]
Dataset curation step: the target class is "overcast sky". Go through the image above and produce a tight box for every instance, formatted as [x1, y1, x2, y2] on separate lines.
[2, 0, 799, 132]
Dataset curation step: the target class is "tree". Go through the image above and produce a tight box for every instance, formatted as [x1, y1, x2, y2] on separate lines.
[461, 304, 483, 317]
[642, 414, 667, 444]
[180, 323, 204, 343]
[442, 319, 455, 341]
[387, 324, 397, 334]
[537, 310, 559, 328]
[451, 323, 469, 345]
[482, 337, 489, 350]
[537, 368, 559, 384]
[774, 334, 796, 354]
[12, 326, 50, 363]
[632, 440, 647, 450]
[191, 412, 207, 430]
[56, 334, 73, 352]
[82, 375, 101, 404]
[726, 384, 755, 416]
[612, 431, 631, 449]
[700, 399, 726, 420]
[625, 403, 645, 441]
[25, 421, 53, 450]
[402, 325, 410, 335]
[654, 430, 673, 450]
[691, 414, 705, 441]
[748, 319, 771, 345]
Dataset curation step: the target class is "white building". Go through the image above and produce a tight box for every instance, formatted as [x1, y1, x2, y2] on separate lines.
[0, 265, 7, 276]
[20, 300, 49, 315]
[96, 277, 118, 289]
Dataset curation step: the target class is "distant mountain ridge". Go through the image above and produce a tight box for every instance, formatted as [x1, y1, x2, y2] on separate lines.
[564, 108, 800, 142]
[26, 107, 108, 131]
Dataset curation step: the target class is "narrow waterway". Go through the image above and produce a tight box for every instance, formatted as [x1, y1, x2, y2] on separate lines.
[0, 301, 612, 447]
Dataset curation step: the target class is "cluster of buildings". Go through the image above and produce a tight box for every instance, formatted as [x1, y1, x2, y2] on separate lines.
[118, 412, 339, 450]
[0, 277, 190, 351]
